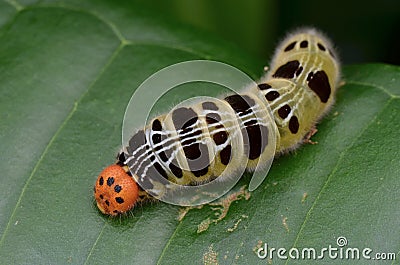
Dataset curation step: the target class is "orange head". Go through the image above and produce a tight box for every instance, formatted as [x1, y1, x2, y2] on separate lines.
[94, 164, 139, 216]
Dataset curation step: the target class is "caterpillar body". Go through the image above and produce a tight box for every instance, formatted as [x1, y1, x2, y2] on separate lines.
[94, 28, 340, 216]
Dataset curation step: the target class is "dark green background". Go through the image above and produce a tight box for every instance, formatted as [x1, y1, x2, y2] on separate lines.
[138, 0, 399, 65]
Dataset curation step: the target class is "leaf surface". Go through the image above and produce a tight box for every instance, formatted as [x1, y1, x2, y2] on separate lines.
[0, 1, 399, 264]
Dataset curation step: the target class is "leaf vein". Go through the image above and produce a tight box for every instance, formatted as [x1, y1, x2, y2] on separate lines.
[284, 96, 394, 264]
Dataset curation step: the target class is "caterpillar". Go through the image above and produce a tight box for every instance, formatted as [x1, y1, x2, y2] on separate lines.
[94, 28, 340, 216]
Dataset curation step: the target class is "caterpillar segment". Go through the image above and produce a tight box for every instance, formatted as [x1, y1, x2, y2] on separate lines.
[94, 28, 340, 216]
[123, 91, 277, 201]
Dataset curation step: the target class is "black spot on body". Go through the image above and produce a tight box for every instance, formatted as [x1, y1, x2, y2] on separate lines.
[152, 133, 161, 144]
[202, 101, 218, 111]
[99, 177, 104, 186]
[99, 194, 103, 199]
[159, 151, 168, 162]
[185, 143, 210, 171]
[169, 159, 183, 178]
[266, 91, 280, 101]
[278, 104, 291, 119]
[273, 60, 301, 79]
[258, 83, 272, 90]
[244, 119, 257, 126]
[181, 129, 201, 146]
[149, 155, 155, 162]
[243, 125, 269, 160]
[172, 107, 198, 130]
[289, 116, 299, 134]
[137, 174, 154, 190]
[107, 177, 114, 187]
[307, 72, 314, 81]
[115, 197, 124, 204]
[127, 130, 146, 155]
[143, 163, 169, 186]
[206, 113, 221, 125]
[118, 152, 126, 164]
[213, 131, 228, 145]
[307, 70, 331, 103]
[224, 95, 255, 115]
[153, 162, 169, 179]
[152, 119, 162, 131]
[317, 43, 326, 51]
[300, 40, 308, 48]
[220, 145, 232, 165]
[192, 167, 209, 178]
[295, 66, 303, 76]
[284, 41, 296, 51]
[114, 185, 122, 193]
[105, 200, 110, 206]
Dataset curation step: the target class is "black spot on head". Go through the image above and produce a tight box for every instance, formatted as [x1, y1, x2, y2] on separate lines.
[265, 91, 280, 101]
[284, 41, 297, 51]
[300, 40, 308, 48]
[99, 176, 104, 186]
[278, 104, 291, 119]
[152, 119, 162, 131]
[289, 116, 299, 134]
[258, 83, 272, 90]
[107, 177, 114, 187]
[213, 131, 228, 145]
[169, 159, 183, 178]
[172, 107, 198, 130]
[206, 113, 221, 125]
[220, 145, 231, 165]
[272, 60, 301, 79]
[329, 49, 335, 58]
[115, 197, 124, 204]
[202, 101, 218, 111]
[317, 43, 326, 51]
[114, 185, 122, 193]
[99, 194, 104, 199]
[307, 70, 331, 103]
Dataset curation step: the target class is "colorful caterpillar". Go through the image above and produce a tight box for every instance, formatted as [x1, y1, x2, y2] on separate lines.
[94, 28, 341, 216]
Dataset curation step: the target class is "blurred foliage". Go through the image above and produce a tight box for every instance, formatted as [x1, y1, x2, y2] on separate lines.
[136, 0, 399, 65]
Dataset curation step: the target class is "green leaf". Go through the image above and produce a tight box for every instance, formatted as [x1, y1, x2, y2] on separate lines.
[0, 1, 399, 265]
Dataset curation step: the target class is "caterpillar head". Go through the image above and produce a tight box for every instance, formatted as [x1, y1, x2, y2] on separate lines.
[94, 164, 139, 216]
